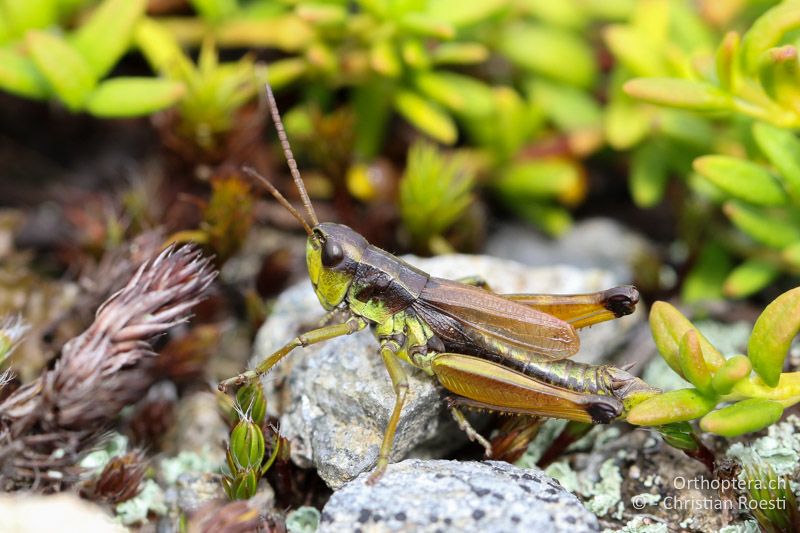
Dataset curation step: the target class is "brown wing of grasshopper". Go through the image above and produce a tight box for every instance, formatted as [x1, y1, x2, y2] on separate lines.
[414, 277, 580, 361]
[503, 285, 639, 330]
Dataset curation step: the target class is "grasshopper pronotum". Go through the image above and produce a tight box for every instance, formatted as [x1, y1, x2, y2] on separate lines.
[220, 81, 656, 483]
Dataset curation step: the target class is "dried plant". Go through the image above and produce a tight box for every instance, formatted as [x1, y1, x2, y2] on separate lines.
[0, 245, 215, 490]
[80, 450, 147, 504]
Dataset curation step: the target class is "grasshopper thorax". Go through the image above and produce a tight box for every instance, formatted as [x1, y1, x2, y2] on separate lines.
[307, 222, 369, 310]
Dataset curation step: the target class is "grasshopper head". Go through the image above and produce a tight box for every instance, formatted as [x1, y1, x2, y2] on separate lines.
[307, 222, 368, 310]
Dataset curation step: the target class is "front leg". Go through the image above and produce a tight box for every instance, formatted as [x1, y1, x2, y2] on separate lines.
[218, 316, 366, 392]
[368, 338, 410, 484]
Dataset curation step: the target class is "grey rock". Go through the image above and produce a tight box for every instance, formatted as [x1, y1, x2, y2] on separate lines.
[319, 459, 599, 533]
[486, 219, 650, 283]
[253, 254, 642, 489]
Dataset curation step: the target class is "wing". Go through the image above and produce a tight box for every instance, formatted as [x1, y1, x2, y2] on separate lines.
[502, 286, 639, 330]
[413, 277, 579, 361]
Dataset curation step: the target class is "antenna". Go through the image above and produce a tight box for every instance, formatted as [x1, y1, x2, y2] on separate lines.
[243, 167, 313, 236]
[262, 78, 319, 227]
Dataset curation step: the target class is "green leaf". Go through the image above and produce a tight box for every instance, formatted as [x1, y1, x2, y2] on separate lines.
[681, 242, 731, 303]
[26, 30, 96, 111]
[86, 77, 185, 117]
[0, 46, 48, 99]
[740, 1, 800, 74]
[679, 330, 712, 396]
[693, 156, 788, 206]
[630, 142, 669, 208]
[71, 0, 146, 79]
[715, 31, 740, 92]
[190, 0, 238, 23]
[757, 45, 800, 112]
[393, 90, 457, 144]
[135, 17, 190, 79]
[296, 3, 347, 27]
[370, 39, 402, 77]
[496, 159, 585, 206]
[624, 78, 732, 111]
[723, 259, 780, 299]
[604, 25, 666, 78]
[422, 0, 507, 28]
[748, 286, 800, 387]
[783, 241, 800, 269]
[526, 79, 601, 132]
[711, 355, 752, 395]
[723, 201, 800, 248]
[753, 121, 800, 204]
[627, 388, 717, 426]
[263, 58, 306, 90]
[1, 0, 58, 39]
[431, 42, 489, 65]
[353, 80, 394, 159]
[498, 23, 596, 88]
[649, 301, 726, 376]
[398, 13, 455, 39]
[414, 71, 494, 118]
[699, 399, 784, 437]
[656, 422, 701, 452]
[505, 202, 572, 237]
[604, 99, 649, 150]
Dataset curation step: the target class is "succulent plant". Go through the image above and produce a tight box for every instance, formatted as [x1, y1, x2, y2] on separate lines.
[0, 0, 185, 117]
[623, 1, 800, 299]
[627, 288, 800, 439]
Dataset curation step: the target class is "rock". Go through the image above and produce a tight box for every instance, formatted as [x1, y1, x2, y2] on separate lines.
[0, 493, 126, 532]
[319, 459, 599, 533]
[253, 254, 643, 488]
[485, 219, 650, 283]
[163, 390, 228, 466]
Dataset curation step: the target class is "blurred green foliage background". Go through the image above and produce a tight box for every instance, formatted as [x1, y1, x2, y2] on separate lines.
[2, 0, 800, 303]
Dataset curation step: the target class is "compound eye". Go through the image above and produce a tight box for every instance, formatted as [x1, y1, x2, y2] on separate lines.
[321, 240, 344, 267]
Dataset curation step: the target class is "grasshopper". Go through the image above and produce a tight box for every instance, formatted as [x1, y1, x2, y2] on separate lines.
[220, 82, 657, 482]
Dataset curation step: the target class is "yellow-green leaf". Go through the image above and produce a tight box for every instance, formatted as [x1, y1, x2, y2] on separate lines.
[86, 77, 185, 117]
[624, 78, 731, 111]
[627, 388, 717, 426]
[699, 399, 783, 437]
[415, 71, 494, 118]
[711, 354, 752, 395]
[0, 47, 48, 99]
[649, 301, 725, 376]
[723, 201, 800, 248]
[715, 31, 739, 92]
[498, 23, 596, 88]
[748, 286, 800, 387]
[431, 42, 489, 65]
[394, 90, 457, 144]
[71, 0, 146, 78]
[723, 259, 780, 299]
[693, 155, 787, 206]
[740, 1, 800, 73]
[753, 121, 800, 203]
[26, 30, 96, 111]
[630, 142, 668, 208]
[679, 330, 712, 395]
